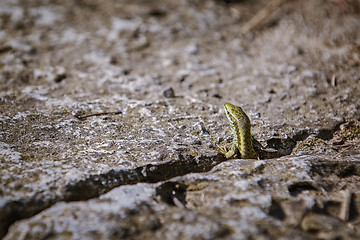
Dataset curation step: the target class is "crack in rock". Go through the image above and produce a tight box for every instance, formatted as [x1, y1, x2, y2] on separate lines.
[0, 121, 348, 238]
[1, 154, 224, 238]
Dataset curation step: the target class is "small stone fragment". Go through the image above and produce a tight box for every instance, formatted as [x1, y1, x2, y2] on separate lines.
[163, 87, 175, 98]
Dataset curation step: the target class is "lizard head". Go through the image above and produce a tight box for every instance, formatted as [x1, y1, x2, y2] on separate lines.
[224, 103, 250, 127]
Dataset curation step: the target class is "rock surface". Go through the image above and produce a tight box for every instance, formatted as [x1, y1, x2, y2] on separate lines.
[1, 0, 360, 239]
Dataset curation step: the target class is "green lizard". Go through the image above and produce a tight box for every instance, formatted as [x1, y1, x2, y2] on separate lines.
[218, 103, 259, 160]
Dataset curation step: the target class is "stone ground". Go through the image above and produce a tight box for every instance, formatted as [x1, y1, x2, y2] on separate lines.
[1, 0, 360, 239]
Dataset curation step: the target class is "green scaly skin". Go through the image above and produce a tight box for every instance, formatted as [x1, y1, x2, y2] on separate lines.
[219, 103, 258, 160]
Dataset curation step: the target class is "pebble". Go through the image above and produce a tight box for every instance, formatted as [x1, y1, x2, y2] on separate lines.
[163, 87, 175, 98]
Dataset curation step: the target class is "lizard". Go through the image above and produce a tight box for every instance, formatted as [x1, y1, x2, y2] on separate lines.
[218, 103, 259, 160]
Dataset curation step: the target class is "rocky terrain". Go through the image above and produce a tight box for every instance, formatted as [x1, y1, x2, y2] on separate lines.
[1, 0, 360, 239]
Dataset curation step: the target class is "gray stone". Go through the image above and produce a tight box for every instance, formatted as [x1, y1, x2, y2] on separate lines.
[1, 0, 360, 239]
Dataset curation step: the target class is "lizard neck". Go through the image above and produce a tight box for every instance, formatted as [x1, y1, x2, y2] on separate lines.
[236, 122, 258, 159]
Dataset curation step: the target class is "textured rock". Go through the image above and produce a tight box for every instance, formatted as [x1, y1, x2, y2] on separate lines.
[1, 0, 360, 239]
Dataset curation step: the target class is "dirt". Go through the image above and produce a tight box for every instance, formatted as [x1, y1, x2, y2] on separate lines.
[1, 0, 360, 239]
